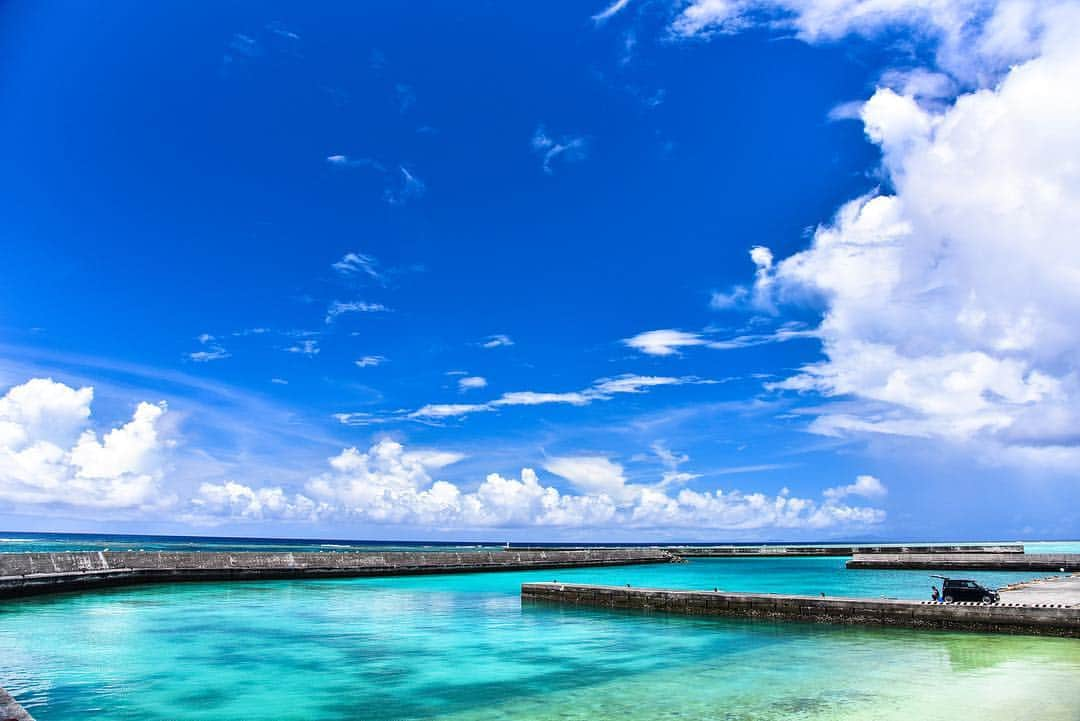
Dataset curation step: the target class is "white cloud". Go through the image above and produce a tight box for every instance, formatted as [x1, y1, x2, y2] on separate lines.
[824, 474, 887, 500]
[409, 373, 711, 420]
[458, 376, 488, 391]
[494, 391, 589, 407]
[593, 0, 633, 23]
[326, 155, 385, 171]
[191, 480, 321, 521]
[481, 334, 514, 349]
[355, 355, 387, 368]
[624, 325, 815, 356]
[531, 126, 589, 174]
[188, 334, 230, 363]
[624, 329, 709, 356]
[325, 300, 390, 323]
[0, 378, 172, 509]
[669, 0, 1057, 84]
[186, 440, 879, 530]
[710, 285, 749, 309]
[332, 252, 385, 283]
[384, 166, 426, 205]
[270, 378, 289, 385]
[410, 403, 493, 419]
[544, 455, 636, 503]
[285, 340, 320, 356]
[749, 5, 1080, 462]
[333, 412, 392, 426]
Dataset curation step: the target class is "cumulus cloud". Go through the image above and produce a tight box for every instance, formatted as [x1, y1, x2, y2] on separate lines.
[198, 439, 884, 531]
[669, 0, 1057, 84]
[823, 474, 887, 500]
[531, 126, 589, 174]
[675, 1, 1080, 466]
[191, 480, 321, 521]
[0, 378, 172, 509]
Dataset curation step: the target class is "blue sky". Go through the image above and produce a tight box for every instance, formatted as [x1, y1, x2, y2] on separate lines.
[2, 0, 1077, 541]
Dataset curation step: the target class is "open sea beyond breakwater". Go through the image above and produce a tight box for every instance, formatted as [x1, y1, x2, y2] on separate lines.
[1, 536, 1078, 721]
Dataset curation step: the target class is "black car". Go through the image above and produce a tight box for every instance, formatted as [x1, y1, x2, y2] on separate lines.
[932, 575, 999, 603]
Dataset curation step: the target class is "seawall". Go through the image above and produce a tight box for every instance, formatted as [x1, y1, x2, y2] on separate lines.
[1, 686, 35, 721]
[0, 549, 674, 599]
[521, 582, 1080, 637]
[847, 553, 1080, 571]
[668, 543, 1024, 557]
[508, 543, 1024, 557]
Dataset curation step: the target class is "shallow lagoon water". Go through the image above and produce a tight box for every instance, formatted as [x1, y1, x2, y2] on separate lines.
[2, 551, 1079, 721]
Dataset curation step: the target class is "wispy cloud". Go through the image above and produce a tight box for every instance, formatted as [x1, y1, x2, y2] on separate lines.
[285, 340, 320, 356]
[326, 154, 386, 171]
[481, 334, 514, 349]
[624, 324, 817, 356]
[332, 252, 385, 283]
[410, 373, 714, 420]
[325, 301, 390, 324]
[384, 166, 426, 205]
[531, 126, 589, 175]
[355, 355, 386, 368]
[326, 155, 425, 206]
[332, 412, 392, 426]
[592, 0, 633, 23]
[395, 83, 416, 113]
[188, 334, 230, 363]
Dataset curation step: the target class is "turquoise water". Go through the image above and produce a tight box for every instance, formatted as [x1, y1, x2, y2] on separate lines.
[2, 553, 1078, 721]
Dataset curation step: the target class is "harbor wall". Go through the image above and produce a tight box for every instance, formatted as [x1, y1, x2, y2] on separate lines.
[847, 553, 1080, 571]
[521, 582, 1080, 637]
[0, 549, 674, 599]
[508, 543, 1024, 557]
[668, 543, 1023, 557]
[0, 686, 35, 721]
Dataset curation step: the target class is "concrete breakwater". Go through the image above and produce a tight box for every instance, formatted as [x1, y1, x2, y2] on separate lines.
[0, 549, 674, 599]
[847, 553, 1080, 571]
[667, 543, 1024, 558]
[508, 543, 1024, 557]
[521, 582, 1080, 637]
[1, 685, 35, 721]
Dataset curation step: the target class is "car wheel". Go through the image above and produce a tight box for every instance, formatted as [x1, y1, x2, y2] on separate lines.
[982, 595, 992, 604]
[943, 595, 953, 603]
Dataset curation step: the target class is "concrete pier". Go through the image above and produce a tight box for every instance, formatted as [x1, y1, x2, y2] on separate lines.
[0, 686, 35, 721]
[521, 582, 1080, 637]
[846, 553, 1080, 571]
[0, 549, 674, 599]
